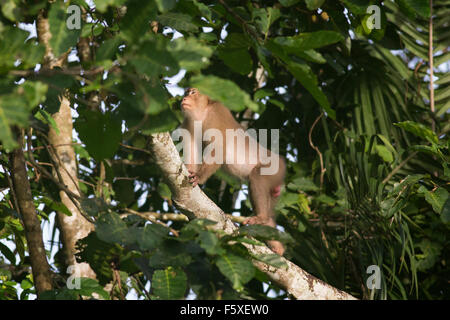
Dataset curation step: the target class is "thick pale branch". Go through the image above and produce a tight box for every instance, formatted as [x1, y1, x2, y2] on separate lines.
[148, 132, 356, 300]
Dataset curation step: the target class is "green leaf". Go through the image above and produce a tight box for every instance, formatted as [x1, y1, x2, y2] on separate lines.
[80, 197, 109, 217]
[22, 81, 48, 107]
[273, 31, 344, 51]
[402, 0, 430, 18]
[95, 212, 134, 245]
[252, 7, 281, 36]
[155, 0, 176, 12]
[0, 242, 16, 265]
[96, 38, 121, 61]
[129, 37, 178, 78]
[240, 224, 293, 244]
[42, 197, 72, 216]
[216, 254, 255, 291]
[0, 93, 29, 150]
[375, 144, 394, 163]
[417, 186, 449, 214]
[415, 240, 442, 271]
[279, 0, 300, 7]
[193, 0, 212, 21]
[152, 267, 187, 299]
[1, 0, 21, 21]
[77, 278, 110, 299]
[217, 34, 253, 75]
[48, 2, 81, 57]
[168, 37, 213, 71]
[136, 224, 169, 250]
[441, 198, 450, 224]
[394, 121, 439, 144]
[156, 12, 198, 32]
[288, 177, 319, 192]
[285, 61, 335, 118]
[305, 0, 325, 10]
[190, 75, 258, 112]
[75, 111, 122, 161]
[119, 0, 157, 42]
[94, 0, 126, 13]
[197, 231, 225, 255]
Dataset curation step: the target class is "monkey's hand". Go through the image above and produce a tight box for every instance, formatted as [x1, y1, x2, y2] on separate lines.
[188, 170, 200, 187]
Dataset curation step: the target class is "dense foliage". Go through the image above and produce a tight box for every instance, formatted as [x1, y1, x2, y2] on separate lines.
[0, 0, 448, 300]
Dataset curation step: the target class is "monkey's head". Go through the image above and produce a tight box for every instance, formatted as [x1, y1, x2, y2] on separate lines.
[181, 88, 210, 115]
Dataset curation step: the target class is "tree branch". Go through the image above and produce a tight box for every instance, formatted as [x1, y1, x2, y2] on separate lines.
[147, 132, 356, 300]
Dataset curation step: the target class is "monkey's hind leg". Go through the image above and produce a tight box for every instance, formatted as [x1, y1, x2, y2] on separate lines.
[244, 166, 285, 255]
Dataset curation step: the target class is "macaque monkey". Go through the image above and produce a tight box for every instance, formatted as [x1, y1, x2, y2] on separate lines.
[179, 88, 286, 255]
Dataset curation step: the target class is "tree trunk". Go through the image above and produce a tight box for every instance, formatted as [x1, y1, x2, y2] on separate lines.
[9, 130, 53, 297]
[36, 12, 95, 279]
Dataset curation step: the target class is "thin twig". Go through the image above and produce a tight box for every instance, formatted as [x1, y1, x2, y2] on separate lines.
[308, 113, 326, 190]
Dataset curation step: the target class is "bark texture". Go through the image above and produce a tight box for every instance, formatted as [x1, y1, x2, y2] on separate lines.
[36, 13, 95, 279]
[9, 132, 53, 296]
[148, 132, 356, 300]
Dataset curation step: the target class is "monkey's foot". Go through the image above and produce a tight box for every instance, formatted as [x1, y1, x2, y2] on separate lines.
[242, 215, 274, 226]
[188, 171, 199, 187]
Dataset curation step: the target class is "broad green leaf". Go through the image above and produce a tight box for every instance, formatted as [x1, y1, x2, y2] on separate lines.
[375, 144, 394, 163]
[156, 12, 198, 32]
[288, 177, 319, 192]
[273, 31, 344, 51]
[0, 242, 16, 265]
[1, 0, 21, 21]
[217, 33, 253, 75]
[0, 27, 45, 70]
[77, 278, 110, 299]
[252, 7, 280, 37]
[96, 38, 121, 61]
[197, 231, 225, 255]
[216, 254, 255, 291]
[80, 197, 109, 217]
[168, 37, 213, 71]
[75, 111, 122, 161]
[341, 0, 371, 15]
[415, 240, 442, 271]
[96, 212, 134, 245]
[285, 61, 335, 118]
[305, 0, 325, 10]
[155, 0, 176, 12]
[279, 0, 300, 6]
[48, 2, 81, 57]
[395, 121, 439, 144]
[142, 109, 179, 134]
[136, 224, 168, 250]
[152, 267, 187, 300]
[0, 93, 29, 150]
[94, 0, 126, 13]
[129, 37, 178, 77]
[193, 0, 212, 21]
[417, 186, 449, 214]
[22, 81, 48, 107]
[119, 1, 157, 42]
[42, 197, 72, 216]
[190, 75, 259, 112]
